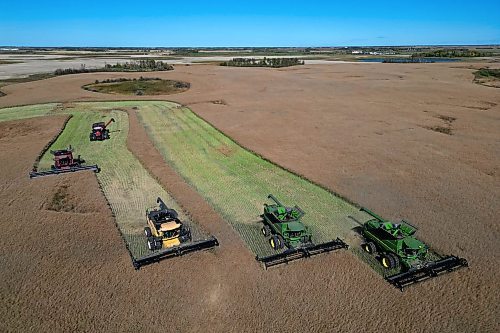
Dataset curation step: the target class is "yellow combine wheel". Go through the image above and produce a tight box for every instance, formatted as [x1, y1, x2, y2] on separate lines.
[382, 256, 390, 268]
[362, 242, 377, 255]
[269, 235, 284, 250]
[380, 253, 399, 269]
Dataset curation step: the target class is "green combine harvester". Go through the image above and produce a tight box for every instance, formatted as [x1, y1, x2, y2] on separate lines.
[256, 194, 348, 268]
[359, 207, 468, 290]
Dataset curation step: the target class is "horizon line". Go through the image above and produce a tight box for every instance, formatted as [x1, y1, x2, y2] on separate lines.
[1, 44, 499, 49]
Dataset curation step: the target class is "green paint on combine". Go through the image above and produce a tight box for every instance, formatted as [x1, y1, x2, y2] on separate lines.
[258, 194, 348, 268]
[361, 208, 428, 270]
[359, 207, 468, 290]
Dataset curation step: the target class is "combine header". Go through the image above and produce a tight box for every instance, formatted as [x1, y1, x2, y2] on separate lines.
[136, 197, 218, 268]
[256, 194, 348, 268]
[90, 118, 115, 141]
[29, 146, 100, 179]
[359, 207, 468, 290]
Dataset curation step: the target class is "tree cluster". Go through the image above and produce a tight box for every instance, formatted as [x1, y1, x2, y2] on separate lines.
[93, 77, 164, 84]
[104, 59, 173, 71]
[383, 58, 435, 63]
[411, 49, 487, 58]
[474, 68, 500, 79]
[220, 57, 304, 68]
[54, 60, 173, 76]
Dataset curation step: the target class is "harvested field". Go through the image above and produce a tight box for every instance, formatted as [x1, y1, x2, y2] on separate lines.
[0, 63, 499, 332]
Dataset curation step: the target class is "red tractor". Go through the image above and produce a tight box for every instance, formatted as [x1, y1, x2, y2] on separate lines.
[90, 118, 115, 141]
[30, 146, 100, 178]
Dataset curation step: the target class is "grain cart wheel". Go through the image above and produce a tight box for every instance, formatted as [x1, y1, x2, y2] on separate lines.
[147, 238, 155, 251]
[261, 226, 270, 237]
[363, 242, 377, 255]
[269, 235, 280, 250]
[381, 253, 397, 269]
[144, 227, 152, 237]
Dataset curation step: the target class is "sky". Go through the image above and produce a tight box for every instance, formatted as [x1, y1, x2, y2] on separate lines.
[1, 1, 499, 47]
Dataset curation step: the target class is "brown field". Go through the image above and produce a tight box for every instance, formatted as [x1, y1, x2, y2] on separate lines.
[0, 63, 499, 332]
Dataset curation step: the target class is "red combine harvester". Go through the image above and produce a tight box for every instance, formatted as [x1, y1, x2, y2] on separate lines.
[29, 146, 100, 179]
[90, 118, 115, 141]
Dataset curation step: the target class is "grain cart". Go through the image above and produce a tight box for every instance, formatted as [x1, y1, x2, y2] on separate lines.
[29, 146, 100, 178]
[134, 197, 218, 268]
[256, 194, 348, 268]
[89, 118, 115, 141]
[360, 207, 468, 290]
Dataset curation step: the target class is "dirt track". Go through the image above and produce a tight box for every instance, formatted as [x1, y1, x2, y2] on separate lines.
[0, 63, 499, 332]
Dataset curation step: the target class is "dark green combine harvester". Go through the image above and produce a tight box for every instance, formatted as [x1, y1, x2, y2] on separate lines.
[360, 207, 468, 290]
[256, 194, 348, 268]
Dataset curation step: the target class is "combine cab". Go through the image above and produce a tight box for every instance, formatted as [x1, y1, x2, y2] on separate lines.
[257, 194, 348, 268]
[360, 207, 468, 290]
[90, 118, 115, 141]
[136, 197, 218, 268]
[145, 197, 192, 251]
[29, 146, 100, 178]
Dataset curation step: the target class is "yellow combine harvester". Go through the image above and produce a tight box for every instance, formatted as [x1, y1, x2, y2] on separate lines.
[135, 197, 219, 269]
[144, 197, 192, 251]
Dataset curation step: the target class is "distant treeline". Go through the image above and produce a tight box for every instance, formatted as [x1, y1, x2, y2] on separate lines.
[411, 49, 487, 58]
[383, 58, 436, 63]
[220, 57, 304, 68]
[54, 60, 173, 76]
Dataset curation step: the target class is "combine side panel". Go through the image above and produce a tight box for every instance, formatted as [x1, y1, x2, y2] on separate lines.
[133, 237, 219, 269]
[29, 165, 101, 179]
[256, 238, 349, 269]
[386, 255, 468, 291]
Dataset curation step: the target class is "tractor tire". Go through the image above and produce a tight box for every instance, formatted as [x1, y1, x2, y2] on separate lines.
[381, 253, 398, 269]
[261, 226, 270, 237]
[277, 235, 285, 249]
[363, 242, 377, 255]
[144, 227, 152, 237]
[387, 253, 400, 270]
[269, 235, 280, 250]
[147, 238, 155, 251]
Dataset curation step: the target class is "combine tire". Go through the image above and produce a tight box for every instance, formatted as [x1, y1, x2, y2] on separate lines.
[277, 235, 285, 249]
[381, 253, 398, 269]
[147, 238, 155, 251]
[154, 239, 163, 250]
[261, 226, 270, 237]
[363, 242, 377, 255]
[269, 235, 280, 250]
[144, 227, 152, 237]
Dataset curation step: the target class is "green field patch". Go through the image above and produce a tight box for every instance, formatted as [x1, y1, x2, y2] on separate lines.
[0, 102, 212, 265]
[0, 103, 58, 122]
[83, 78, 190, 96]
